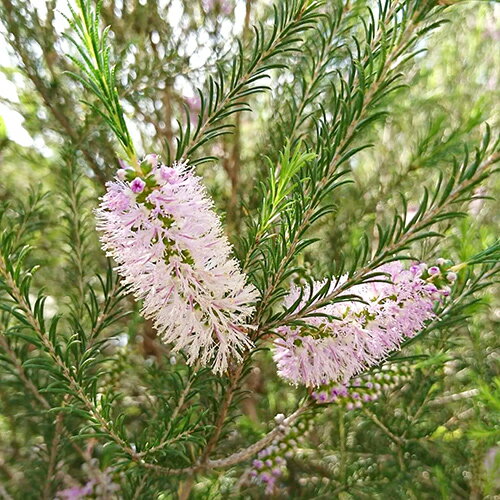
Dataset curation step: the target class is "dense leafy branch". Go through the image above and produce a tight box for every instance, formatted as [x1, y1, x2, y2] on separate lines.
[275, 133, 499, 328]
[66, 0, 323, 168]
[0, 206, 140, 469]
[60, 150, 95, 317]
[174, 0, 323, 165]
[247, 0, 445, 326]
[0, 200, 117, 494]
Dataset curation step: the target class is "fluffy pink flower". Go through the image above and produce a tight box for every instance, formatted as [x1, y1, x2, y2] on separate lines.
[96, 157, 258, 373]
[274, 262, 447, 387]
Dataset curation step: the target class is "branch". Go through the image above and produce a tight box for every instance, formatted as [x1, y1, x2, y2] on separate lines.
[253, 1, 435, 321]
[206, 405, 308, 468]
[429, 389, 480, 406]
[0, 255, 138, 461]
[0, 333, 109, 489]
[362, 407, 403, 446]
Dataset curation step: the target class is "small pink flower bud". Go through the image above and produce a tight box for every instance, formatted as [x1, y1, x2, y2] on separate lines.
[118, 158, 130, 169]
[410, 264, 423, 275]
[446, 272, 457, 282]
[428, 266, 440, 275]
[117, 169, 128, 181]
[144, 154, 159, 168]
[130, 177, 146, 193]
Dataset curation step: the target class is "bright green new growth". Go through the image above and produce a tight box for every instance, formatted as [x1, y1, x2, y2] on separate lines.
[65, 0, 138, 167]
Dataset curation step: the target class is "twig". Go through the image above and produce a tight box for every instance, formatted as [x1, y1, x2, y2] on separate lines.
[429, 389, 480, 406]
[42, 405, 65, 500]
[362, 407, 403, 447]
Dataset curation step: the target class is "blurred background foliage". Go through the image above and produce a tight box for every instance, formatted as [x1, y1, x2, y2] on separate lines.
[0, 0, 498, 498]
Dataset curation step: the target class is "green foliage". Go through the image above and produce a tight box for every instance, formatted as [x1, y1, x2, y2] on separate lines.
[173, 0, 324, 165]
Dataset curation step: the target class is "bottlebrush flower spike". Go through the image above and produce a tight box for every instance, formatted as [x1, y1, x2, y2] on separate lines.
[95, 156, 258, 373]
[312, 362, 414, 406]
[274, 261, 454, 387]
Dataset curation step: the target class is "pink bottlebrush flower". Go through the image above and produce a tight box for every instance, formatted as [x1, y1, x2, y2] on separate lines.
[96, 157, 258, 374]
[274, 262, 446, 387]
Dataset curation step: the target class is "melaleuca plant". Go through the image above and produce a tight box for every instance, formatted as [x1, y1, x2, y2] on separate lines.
[0, 0, 498, 498]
